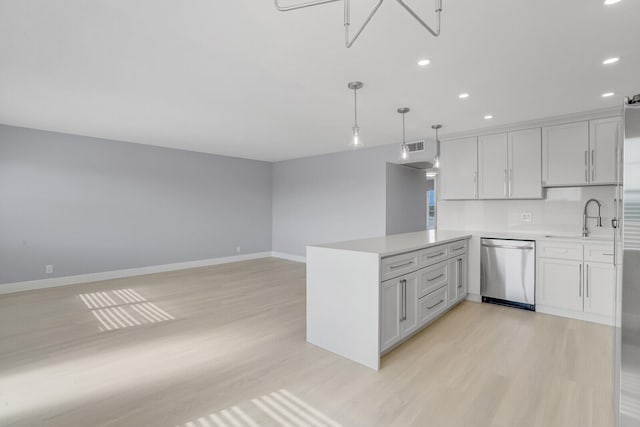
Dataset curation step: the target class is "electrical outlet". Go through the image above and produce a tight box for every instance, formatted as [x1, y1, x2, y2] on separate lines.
[45, 264, 54, 274]
[236, 246, 241, 253]
[521, 212, 532, 223]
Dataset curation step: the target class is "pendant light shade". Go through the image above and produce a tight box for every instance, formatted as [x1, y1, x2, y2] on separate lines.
[348, 81, 364, 148]
[398, 107, 410, 159]
[432, 124, 442, 168]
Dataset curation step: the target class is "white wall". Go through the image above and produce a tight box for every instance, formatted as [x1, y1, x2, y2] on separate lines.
[386, 163, 428, 235]
[272, 145, 397, 257]
[0, 125, 273, 285]
[438, 186, 617, 238]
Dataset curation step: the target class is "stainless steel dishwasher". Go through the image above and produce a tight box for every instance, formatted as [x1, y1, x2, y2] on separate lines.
[480, 238, 535, 311]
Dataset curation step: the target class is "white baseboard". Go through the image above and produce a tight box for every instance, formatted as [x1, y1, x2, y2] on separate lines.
[536, 304, 613, 326]
[0, 252, 273, 295]
[465, 292, 482, 303]
[271, 252, 306, 263]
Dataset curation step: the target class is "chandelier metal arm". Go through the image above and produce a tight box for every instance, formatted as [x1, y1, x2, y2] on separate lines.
[274, 0, 340, 12]
[275, 0, 443, 47]
[395, 0, 442, 37]
[344, 0, 385, 48]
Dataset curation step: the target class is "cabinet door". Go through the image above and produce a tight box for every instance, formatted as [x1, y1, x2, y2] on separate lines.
[448, 255, 467, 303]
[439, 137, 478, 200]
[542, 122, 589, 186]
[584, 262, 616, 318]
[509, 128, 542, 198]
[478, 133, 509, 199]
[380, 280, 402, 351]
[589, 117, 620, 185]
[537, 258, 583, 312]
[400, 274, 419, 337]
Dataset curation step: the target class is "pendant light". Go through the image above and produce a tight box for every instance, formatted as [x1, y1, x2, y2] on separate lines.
[348, 81, 364, 148]
[398, 107, 410, 160]
[432, 124, 442, 168]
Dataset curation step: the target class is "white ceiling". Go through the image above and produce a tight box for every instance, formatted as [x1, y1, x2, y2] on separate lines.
[0, 0, 638, 162]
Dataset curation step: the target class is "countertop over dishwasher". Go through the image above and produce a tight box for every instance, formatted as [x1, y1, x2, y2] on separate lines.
[309, 230, 472, 257]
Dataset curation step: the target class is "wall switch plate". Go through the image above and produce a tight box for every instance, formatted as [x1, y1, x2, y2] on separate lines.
[521, 212, 532, 223]
[45, 264, 54, 274]
[236, 246, 241, 253]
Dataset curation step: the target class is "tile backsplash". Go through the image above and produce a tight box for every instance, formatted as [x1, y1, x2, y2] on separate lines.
[437, 186, 617, 238]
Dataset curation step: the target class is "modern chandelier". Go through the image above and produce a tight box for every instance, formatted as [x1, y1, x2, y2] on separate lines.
[274, 0, 443, 48]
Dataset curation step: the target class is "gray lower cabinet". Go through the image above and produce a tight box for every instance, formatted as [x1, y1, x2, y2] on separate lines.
[380, 272, 418, 351]
[448, 254, 468, 304]
[380, 240, 468, 353]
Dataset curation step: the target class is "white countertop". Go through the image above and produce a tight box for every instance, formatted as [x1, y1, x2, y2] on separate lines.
[445, 229, 614, 244]
[309, 229, 614, 258]
[310, 230, 472, 257]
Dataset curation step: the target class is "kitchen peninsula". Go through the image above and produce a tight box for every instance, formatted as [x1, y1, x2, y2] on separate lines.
[306, 230, 471, 370]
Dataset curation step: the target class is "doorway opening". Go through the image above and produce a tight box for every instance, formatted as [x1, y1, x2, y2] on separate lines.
[427, 176, 436, 230]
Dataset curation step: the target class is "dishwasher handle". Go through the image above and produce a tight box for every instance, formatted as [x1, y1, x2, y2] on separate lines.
[481, 243, 534, 250]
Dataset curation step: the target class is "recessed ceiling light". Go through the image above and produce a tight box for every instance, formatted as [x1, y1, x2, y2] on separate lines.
[604, 0, 622, 5]
[484, 115, 493, 120]
[603, 57, 620, 65]
[602, 92, 615, 98]
[458, 93, 470, 99]
[417, 59, 430, 66]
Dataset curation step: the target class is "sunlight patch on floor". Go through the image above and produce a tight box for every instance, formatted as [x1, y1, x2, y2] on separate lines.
[177, 389, 342, 427]
[78, 288, 174, 331]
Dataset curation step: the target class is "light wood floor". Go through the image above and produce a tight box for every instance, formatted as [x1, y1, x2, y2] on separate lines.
[0, 258, 614, 427]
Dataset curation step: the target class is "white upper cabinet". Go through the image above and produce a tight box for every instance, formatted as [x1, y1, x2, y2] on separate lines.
[509, 128, 543, 199]
[439, 137, 478, 200]
[542, 118, 620, 187]
[476, 129, 542, 200]
[589, 117, 620, 185]
[478, 133, 508, 199]
[542, 121, 590, 186]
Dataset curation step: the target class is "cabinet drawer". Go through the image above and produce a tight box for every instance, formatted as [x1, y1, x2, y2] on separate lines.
[381, 251, 420, 281]
[419, 244, 449, 267]
[447, 240, 467, 256]
[418, 285, 448, 326]
[418, 262, 448, 299]
[584, 244, 614, 263]
[538, 242, 582, 261]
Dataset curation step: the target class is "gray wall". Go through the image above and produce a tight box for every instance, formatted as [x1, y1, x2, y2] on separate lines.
[0, 125, 273, 284]
[385, 164, 428, 235]
[272, 144, 419, 257]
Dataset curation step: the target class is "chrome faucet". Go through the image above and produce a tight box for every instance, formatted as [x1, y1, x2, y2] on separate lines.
[582, 198, 603, 237]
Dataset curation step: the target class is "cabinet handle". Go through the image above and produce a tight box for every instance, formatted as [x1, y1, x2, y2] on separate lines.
[591, 149, 595, 182]
[509, 168, 513, 197]
[586, 264, 590, 298]
[427, 299, 445, 310]
[579, 264, 582, 297]
[390, 261, 413, 269]
[427, 273, 444, 282]
[426, 252, 445, 259]
[452, 246, 464, 251]
[458, 258, 463, 289]
[584, 150, 589, 182]
[401, 279, 407, 321]
[504, 169, 508, 197]
[474, 171, 478, 198]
